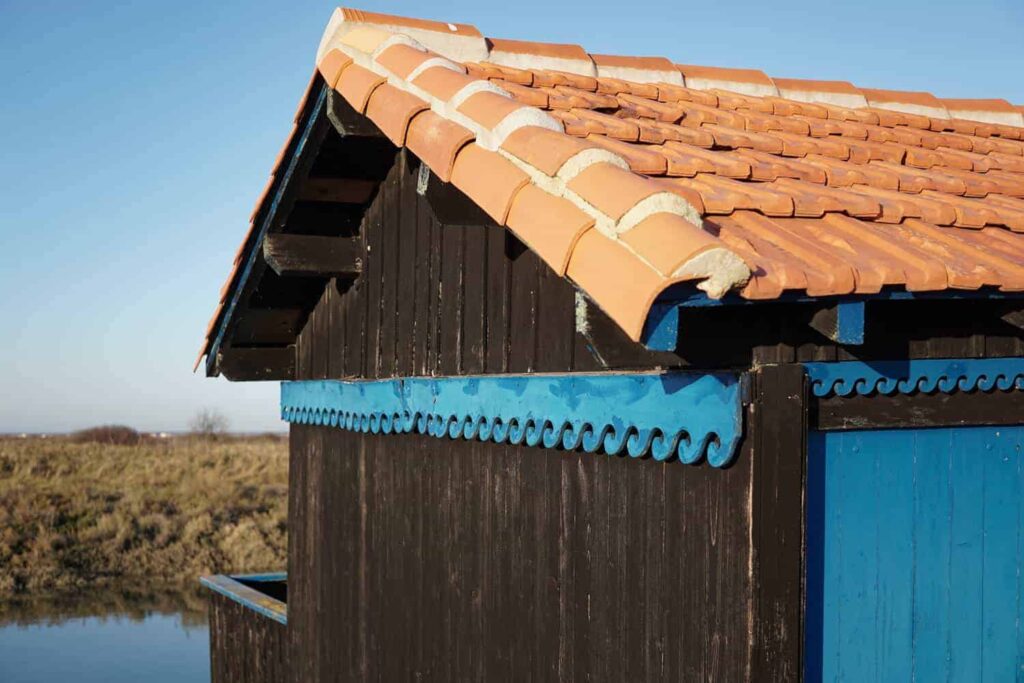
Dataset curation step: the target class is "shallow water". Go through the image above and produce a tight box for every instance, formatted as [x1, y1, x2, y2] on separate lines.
[0, 588, 209, 683]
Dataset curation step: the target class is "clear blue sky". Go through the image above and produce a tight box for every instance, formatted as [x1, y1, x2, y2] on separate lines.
[2, 0, 1022, 433]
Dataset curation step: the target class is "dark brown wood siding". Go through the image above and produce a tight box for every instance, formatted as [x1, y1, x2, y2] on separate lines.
[288, 424, 754, 682]
[209, 591, 288, 683]
[293, 150, 1024, 381]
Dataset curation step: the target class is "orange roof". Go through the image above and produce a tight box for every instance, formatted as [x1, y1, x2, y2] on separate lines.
[198, 8, 1024, 369]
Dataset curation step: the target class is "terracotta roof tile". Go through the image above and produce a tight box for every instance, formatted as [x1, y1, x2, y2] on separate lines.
[619, 212, 722, 276]
[405, 110, 475, 182]
[591, 54, 683, 85]
[505, 184, 595, 274]
[449, 143, 530, 223]
[861, 88, 950, 120]
[317, 49, 353, 89]
[494, 80, 549, 107]
[486, 37, 595, 77]
[412, 65, 479, 101]
[566, 229, 671, 339]
[364, 83, 429, 146]
[375, 43, 436, 80]
[566, 162, 664, 221]
[499, 125, 594, 176]
[199, 8, 1024, 365]
[773, 78, 868, 110]
[341, 8, 481, 37]
[661, 142, 752, 178]
[335, 63, 386, 113]
[584, 136, 667, 174]
[677, 64, 778, 98]
[329, 8, 487, 62]
[455, 90, 524, 129]
[940, 98, 1024, 128]
[466, 61, 531, 84]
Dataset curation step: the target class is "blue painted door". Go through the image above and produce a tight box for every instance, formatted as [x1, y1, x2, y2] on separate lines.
[806, 425, 1024, 682]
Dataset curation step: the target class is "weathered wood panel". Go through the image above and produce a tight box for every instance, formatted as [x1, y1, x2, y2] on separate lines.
[805, 425, 1024, 682]
[288, 424, 754, 682]
[209, 591, 288, 683]
[813, 386, 1024, 431]
[293, 152, 1024, 381]
[751, 364, 807, 682]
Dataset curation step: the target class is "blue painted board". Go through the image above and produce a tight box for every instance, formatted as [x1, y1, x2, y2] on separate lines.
[806, 425, 1024, 682]
[949, 428, 983, 681]
[200, 573, 287, 625]
[911, 428, 953, 681]
[874, 431, 913, 682]
[835, 301, 865, 345]
[280, 372, 743, 466]
[982, 430, 1019, 682]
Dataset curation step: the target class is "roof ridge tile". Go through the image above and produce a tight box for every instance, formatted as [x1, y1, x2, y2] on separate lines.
[485, 37, 596, 77]
[590, 53, 684, 86]
[676, 64, 779, 98]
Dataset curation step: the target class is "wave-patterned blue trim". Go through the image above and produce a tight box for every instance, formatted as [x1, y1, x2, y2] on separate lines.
[804, 358, 1024, 398]
[280, 373, 743, 467]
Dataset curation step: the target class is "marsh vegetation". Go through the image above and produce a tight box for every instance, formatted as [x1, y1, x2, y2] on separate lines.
[0, 433, 287, 595]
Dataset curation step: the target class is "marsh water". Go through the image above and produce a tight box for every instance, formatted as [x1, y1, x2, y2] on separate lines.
[0, 586, 209, 682]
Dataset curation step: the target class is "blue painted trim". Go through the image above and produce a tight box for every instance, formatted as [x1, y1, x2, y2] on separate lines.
[200, 573, 287, 625]
[663, 287, 1024, 309]
[640, 286, 1022, 350]
[233, 572, 287, 583]
[206, 84, 328, 375]
[280, 372, 744, 467]
[640, 303, 678, 351]
[834, 301, 864, 345]
[804, 358, 1024, 397]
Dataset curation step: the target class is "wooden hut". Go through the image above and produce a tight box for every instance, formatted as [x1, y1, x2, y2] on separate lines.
[197, 8, 1024, 681]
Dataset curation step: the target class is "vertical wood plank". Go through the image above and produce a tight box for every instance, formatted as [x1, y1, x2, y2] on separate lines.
[412, 182, 433, 375]
[507, 236, 538, 373]
[426, 205, 443, 375]
[363, 188, 384, 378]
[291, 426, 754, 681]
[873, 431, 914, 681]
[535, 263, 575, 372]
[949, 428, 984, 681]
[751, 364, 806, 683]
[208, 592, 288, 683]
[312, 288, 329, 380]
[439, 223, 464, 375]
[462, 226, 487, 374]
[911, 428, 953, 681]
[395, 154, 418, 376]
[378, 161, 400, 378]
[484, 226, 509, 373]
[979, 428, 1018, 682]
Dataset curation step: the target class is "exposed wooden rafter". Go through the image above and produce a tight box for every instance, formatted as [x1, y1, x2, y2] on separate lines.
[263, 234, 362, 279]
[217, 346, 295, 381]
[298, 177, 378, 204]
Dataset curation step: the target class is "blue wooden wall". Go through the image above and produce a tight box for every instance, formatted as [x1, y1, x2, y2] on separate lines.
[806, 426, 1024, 682]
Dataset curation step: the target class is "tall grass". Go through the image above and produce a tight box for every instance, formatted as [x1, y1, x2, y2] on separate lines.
[0, 435, 287, 594]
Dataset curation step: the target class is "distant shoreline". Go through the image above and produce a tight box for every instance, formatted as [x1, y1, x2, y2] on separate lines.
[0, 431, 288, 438]
[0, 435, 288, 595]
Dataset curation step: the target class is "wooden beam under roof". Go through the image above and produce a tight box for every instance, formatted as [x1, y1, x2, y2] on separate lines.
[808, 301, 865, 345]
[298, 177, 378, 204]
[217, 346, 295, 381]
[231, 308, 307, 345]
[326, 88, 385, 138]
[263, 234, 363, 279]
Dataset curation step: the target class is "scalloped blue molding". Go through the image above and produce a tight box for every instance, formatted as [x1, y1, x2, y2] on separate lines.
[280, 373, 743, 467]
[804, 358, 1024, 398]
